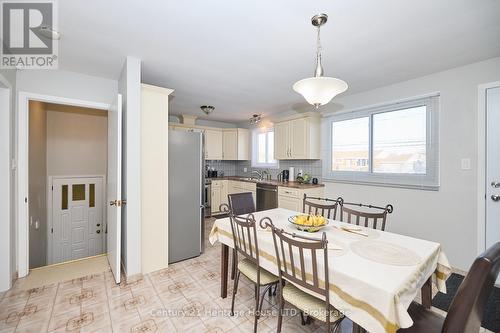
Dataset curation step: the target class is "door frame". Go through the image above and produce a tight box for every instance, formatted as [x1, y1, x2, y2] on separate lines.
[47, 175, 106, 265]
[17, 91, 110, 277]
[476, 81, 500, 254]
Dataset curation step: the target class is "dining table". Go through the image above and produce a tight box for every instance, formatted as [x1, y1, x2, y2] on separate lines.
[209, 208, 451, 333]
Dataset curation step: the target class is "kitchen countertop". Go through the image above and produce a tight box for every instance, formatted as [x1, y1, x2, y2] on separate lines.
[206, 176, 325, 189]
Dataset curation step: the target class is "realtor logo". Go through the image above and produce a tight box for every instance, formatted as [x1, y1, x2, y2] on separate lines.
[1, 0, 58, 68]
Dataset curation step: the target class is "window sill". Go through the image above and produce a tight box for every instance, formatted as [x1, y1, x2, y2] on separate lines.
[322, 178, 439, 191]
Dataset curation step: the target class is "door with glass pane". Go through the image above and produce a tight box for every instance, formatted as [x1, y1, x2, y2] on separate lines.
[51, 177, 104, 265]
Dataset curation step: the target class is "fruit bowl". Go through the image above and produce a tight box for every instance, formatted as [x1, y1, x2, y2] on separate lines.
[288, 215, 329, 232]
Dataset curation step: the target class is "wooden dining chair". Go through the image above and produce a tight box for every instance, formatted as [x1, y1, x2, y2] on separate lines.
[397, 241, 500, 333]
[228, 212, 279, 333]
[339, 199, 394, 231]
[227, 192, 256, 280]
[260, 217, 344, 333]
[303, 194, 343, 219]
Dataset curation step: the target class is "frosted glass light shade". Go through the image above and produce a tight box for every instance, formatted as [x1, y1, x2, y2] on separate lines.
[293, 76, 348, 107]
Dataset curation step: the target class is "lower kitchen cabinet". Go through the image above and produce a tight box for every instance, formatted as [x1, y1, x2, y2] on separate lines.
[277, 186, 324, 212]
[211, 180, 256, 215]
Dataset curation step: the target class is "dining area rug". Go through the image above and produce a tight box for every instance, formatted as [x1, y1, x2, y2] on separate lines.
[432, 273, 499, 332]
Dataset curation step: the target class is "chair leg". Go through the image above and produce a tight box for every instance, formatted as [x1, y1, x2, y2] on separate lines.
[230, 271, 240, 316]
[258, 285, 273, 318]
[277, 283, 285, 333]
[300, 311, 307, 325]
[253, 285, 260, 333]
[231, 249, 237, 280]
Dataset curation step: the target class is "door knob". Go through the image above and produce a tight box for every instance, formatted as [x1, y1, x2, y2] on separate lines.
[96, 223, 101, 227]
[492, 195, 500, 202]
[491, 181, 500, 188]
[96, 230, 101, 234]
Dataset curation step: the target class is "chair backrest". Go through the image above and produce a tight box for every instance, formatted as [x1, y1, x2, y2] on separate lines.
[228, 212, 262, 281]
[303, 194, 342, 220]
[339, 199, 393, 231]
[442, 242, 500, 333]
[261, 217, 330, 308]
[228, 192, 255, 215]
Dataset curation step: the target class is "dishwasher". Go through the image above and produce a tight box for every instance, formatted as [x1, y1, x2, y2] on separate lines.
[256, 183, 278, 211]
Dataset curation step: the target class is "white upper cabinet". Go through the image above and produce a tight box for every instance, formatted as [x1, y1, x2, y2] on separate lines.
[274, 116, 320, 160]
[169, 124, 249, 161]
[223, 130, 238, 160]
[205, 129, 223, 160]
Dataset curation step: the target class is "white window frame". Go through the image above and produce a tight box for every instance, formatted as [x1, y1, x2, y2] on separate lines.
[323, 94, 440, 190]
[251, 127, 279, 169]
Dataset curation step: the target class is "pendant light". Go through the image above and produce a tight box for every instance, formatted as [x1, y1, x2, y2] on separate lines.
[293, 14, 348, 108]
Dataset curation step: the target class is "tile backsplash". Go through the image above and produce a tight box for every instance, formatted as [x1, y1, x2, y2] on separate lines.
[206, 160, 237, 177]
[237, 160, 322, 180]
[206, 159, 322, 181]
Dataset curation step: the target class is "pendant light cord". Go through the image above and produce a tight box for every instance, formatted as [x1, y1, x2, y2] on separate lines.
[314, 25, 324, 77]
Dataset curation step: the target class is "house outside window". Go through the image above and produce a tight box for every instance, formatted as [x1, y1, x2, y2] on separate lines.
[251, 127, 279, 168]
[323, 95, 439, 190]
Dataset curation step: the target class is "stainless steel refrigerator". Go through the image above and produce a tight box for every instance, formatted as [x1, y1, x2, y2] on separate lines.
[168, 130, 205, 263]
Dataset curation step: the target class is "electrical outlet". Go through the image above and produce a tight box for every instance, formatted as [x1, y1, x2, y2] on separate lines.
[461, 158, 471, 170]
[243, 167, 248, 172]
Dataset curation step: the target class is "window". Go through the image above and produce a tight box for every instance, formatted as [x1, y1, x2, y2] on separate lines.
[324, 95, 439, 190]
[252, 128, 279, 168]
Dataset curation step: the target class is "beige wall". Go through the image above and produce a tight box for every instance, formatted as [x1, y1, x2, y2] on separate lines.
[46, 107, 107, 176]
[28, 101, 47, 268]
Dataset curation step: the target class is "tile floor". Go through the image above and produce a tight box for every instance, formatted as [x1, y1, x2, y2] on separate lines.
[0, 218, 492, 333]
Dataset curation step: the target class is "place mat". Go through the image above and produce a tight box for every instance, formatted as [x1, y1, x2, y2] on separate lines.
[350, 240, 421, 266]
[331, 225, 380, 240]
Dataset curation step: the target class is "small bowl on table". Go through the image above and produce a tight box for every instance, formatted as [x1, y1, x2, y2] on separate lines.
[288, 215, 329, 233]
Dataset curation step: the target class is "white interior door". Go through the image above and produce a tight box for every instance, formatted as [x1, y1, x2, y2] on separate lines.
[51, 177, 104, 264]
[486, 86, 500, 284]
[107, 94, 122, 284]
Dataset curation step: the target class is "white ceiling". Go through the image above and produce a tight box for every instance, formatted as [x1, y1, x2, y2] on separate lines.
[58, 0, 500, 122]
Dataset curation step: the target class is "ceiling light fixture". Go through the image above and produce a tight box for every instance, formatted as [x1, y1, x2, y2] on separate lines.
[292, 14, 348, 108]
[249, 114, 262, 125]
[200, 105, 215, 115]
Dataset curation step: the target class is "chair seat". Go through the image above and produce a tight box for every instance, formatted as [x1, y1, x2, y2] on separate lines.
[238, 258, 279, 285]
[397, 302, 444, 333]
[282, 283, 343, 323]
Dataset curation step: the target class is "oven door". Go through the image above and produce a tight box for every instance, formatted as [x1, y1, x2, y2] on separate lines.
[204, 184, 211, 217]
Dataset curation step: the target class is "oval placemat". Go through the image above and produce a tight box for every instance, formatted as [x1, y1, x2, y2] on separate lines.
[350, 240, 421, 266]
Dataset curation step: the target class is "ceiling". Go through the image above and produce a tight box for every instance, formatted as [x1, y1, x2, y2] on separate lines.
[58, 0, 500, 122]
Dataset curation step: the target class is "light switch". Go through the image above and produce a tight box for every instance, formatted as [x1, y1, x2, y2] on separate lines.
[461, 158, 471, 170]
[35, 220, 40, 230]
[243, 167, 248, 172]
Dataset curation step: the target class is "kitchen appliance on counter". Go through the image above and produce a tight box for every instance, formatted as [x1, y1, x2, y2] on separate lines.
[257, 183, 278, 211]
[168, 130, 205, 263]
[281, 169, 290, 182]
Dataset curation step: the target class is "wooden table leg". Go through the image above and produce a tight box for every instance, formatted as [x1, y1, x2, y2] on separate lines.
[352, 323, 365, 333]
[220, 244, 229, 299]
[421, 277, 432, 309]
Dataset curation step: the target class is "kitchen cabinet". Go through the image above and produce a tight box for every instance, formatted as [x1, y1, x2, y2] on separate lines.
[211, 180, 229, 214]
[211, 181, 222, 213]
[223, 130, 238, 160]
[205, 129, 223, 160]
[277, 186, 324, 212]
[222, 129, 249, 160]
[274, 116, 320, 160]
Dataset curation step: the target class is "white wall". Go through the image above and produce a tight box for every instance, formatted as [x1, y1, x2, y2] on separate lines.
[28, 101, 47, 269]
[46, 109, 107, 176]
[0, 69, 15, 291]
[118, 57, 142, 277]
[17, 70, 117, 105]
[320, 57, 500, 271]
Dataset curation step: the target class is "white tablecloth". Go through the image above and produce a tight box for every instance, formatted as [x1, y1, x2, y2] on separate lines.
[209, 208, 451, 333]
